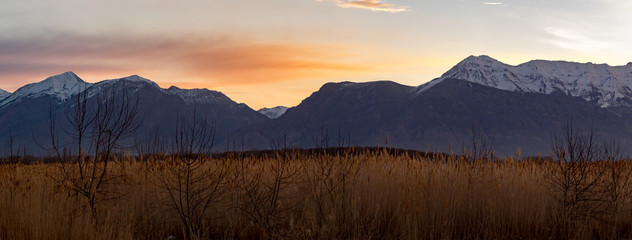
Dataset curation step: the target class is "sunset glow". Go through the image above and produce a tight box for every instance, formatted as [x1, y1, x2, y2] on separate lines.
[1, 0, 631, 109]
[318, 0, 410, 12]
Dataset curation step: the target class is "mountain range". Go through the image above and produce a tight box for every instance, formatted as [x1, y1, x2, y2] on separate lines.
[234, 78, 630, 155]
[417, 55, 632, 108]
[0, 72, 267, 155]
[2, 55, 632, 156]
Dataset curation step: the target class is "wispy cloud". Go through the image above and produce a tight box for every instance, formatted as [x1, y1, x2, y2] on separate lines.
[0, 33, 373, 89]
[544, 27, 612, 52]
[318, 0, 409, 13]
[0, 32, 426, 108]
[483, 2, 503, 5]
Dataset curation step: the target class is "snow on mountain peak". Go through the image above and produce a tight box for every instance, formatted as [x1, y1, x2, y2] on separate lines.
[416, 56, 632, 108]
[462, 55, 502, 64]
[86, 75, 162, 99]
[97, 75, 160, 88]
[123, 75, 156, 84]
[165, 86, 235, 105]
[0, 71, 92, 107]
[258, 106, 289, 119]
[0, 88, 9, 100]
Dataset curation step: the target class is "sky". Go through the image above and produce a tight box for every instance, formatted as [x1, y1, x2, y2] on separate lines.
[1, 0, 632, 109]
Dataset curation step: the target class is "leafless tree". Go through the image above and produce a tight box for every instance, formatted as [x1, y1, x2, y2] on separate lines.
[233, 132, 300, 238]
[300, 152, 359, 237]
[603, 140, 627, 202]
[172, 106, 215, 157]
[601, 139, 631, 233]
[159, 107, 228, 240]
[48, 88, 141, 217]
[234, 155, 298, 237]
[548, 120, 605, 224]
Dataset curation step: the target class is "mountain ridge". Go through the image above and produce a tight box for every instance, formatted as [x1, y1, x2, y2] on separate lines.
[4, 55, 632, 156]
[0, 72, 254, 110]
[233, 78, 632, 155]
[416, 55, 632, 108]
[258, 106, 289, 119]
[0, 89, 9, 100]
[0, 71, 93, 108]
[0, 72, 268, 155]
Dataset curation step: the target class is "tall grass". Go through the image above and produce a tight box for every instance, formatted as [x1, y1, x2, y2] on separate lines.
[1, 150, 631, 239]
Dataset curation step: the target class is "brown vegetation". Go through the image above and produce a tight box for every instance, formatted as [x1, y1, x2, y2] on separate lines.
[1, 149, 632, 239]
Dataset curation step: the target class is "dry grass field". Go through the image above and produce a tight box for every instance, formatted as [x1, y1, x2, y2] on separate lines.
[1, 149, 632, 240]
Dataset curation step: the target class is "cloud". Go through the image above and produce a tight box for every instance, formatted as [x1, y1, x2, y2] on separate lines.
[0, 32, 430, 108]
[483, 2, 503, 5]
[544, 27, 612, 52]
[0, 33, 374, 90]
[318, 0, 409, 12]
[177, 42, 371, 86]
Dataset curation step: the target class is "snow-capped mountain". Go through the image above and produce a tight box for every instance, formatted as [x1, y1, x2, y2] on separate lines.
[7, 58, 632, 156]
[0, 71, 92, 108]
[83, 75, 161, 99]
[416, 55, 632, 108]
[258, 106, 289, 119]
[0, 89, 9, 100]
[98, 75, 159, 88]
[165, 86, 239, 106]
[0, 72, 269, 155]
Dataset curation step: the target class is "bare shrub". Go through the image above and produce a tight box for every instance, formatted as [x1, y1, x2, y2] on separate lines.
[601, 140, 632, 237]
[299, 152, 359, 238]
[547, 121, 609, 238]
[158, 107, 229, 240]
[48, 88, 141, 218]
[231, 152, 300, 238]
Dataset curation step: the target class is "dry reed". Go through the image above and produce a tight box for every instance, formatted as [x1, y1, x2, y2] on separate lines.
[1, 151, 631, 239]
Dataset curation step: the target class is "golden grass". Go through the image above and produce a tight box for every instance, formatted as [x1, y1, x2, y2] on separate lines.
[1, 151, 631, 239]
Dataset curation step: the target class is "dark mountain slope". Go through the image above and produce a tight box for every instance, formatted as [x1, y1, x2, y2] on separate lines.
[230, 81, 414, 150]
[0, 74, 268, 155]
[232, 79, 631, 156]
[407, 78, 629, 155]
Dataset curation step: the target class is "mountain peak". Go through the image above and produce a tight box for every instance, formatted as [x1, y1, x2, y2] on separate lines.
[258, 106, 289, 119]
[117, 74, 157, 85]
[164, 86, 236, 105]
[0, 71, 92, 107]
[94, 75, 161, 91]
[460, 55, 503, 65]
[464, 54, 495, 60]
[123, 75, 152, 83]
[46, 71, 84, 84]
[415, 55, 512, 94]
[321, 80, 407, 92]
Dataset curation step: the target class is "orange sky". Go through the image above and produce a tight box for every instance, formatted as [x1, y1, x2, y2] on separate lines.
[1, 0, 632, 109]
[0, 33, 454, 109]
